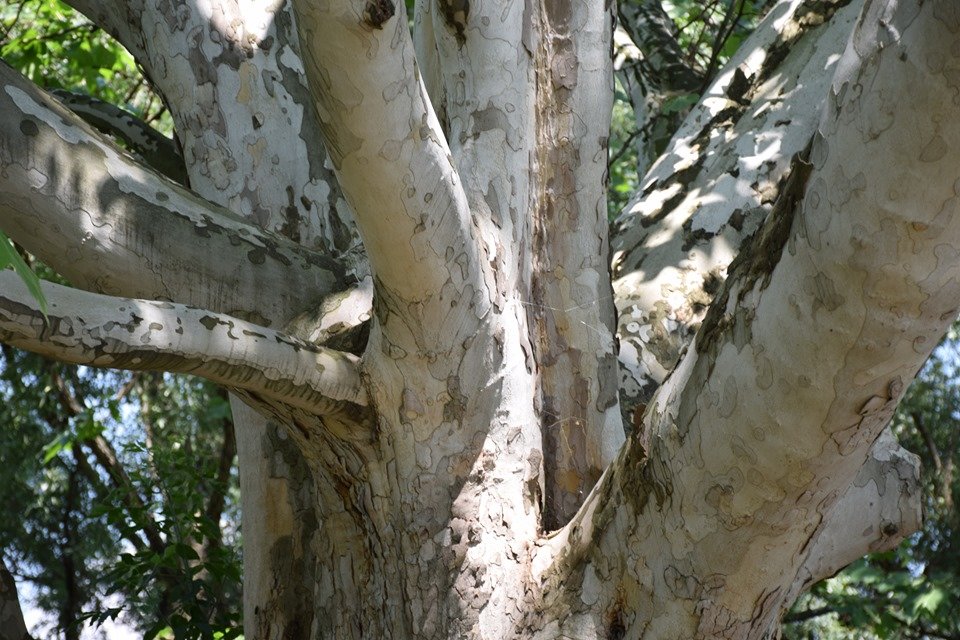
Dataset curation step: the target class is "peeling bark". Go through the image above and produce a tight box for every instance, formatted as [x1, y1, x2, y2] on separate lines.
[531, 0, 623, 529]
[0, 0, 953, 637]
[0, 64, 349, 326]
[0, 272, 368, 421]
[539, 3, 960, 636]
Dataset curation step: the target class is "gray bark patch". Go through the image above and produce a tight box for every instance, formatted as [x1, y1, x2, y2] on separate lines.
[19, 119, 38, 136]
[438, 0, 469, 45]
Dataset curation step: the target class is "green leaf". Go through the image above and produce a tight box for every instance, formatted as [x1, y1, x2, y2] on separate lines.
[911, 586, 946, 616]
[42, 431, 74, 463]
[0, 229, 48, 317]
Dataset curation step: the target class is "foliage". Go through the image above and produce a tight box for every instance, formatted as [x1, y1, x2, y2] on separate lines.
[1, 3, 241, 637]
[0, 230, 46, 316]
[1, 0, 172, 134]
[0, 349, 243, 639]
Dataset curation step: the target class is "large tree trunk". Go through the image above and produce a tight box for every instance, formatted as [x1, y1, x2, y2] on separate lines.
[0, 0, 955, 637]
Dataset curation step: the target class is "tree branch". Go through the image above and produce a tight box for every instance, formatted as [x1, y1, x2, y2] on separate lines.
[911, 409, 943, 473]
[617, 0, 703, 94]
[0, 62, 350, 328]
[773, 430, 923, 626]
[541, 1, 960, 633]
[612, 0, 859, 413]
[0, 272, 369, 423]
[45, 368, 167, 554]
[782, 605, 833, 624]
[292, 0, 482, 307]
[530, 0, 624, 528]
[69, 442, 149, 553]
[50, 89, 187, 184]
[203, 387, 236, 557]
[60, 0, 147, 63]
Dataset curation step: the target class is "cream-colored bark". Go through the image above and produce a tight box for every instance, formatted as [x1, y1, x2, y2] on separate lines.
[0, 272, 367, 418]
[0, 0, 953, 637]
[538, 2, 960, 637]
[609, 0, 923, 602]
[0, 65, 347, 326]
[613, 0, 862, 407]
[58, 2, 367, 633]
[528, 0, 623, 529]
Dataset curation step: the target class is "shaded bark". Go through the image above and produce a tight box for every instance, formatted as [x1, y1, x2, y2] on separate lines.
[0, 559, 34, 640]
[0, 0, 951, 637]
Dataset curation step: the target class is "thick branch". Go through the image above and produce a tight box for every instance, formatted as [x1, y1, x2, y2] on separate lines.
[612, 0, 860, 411]
[292, 0, 482, 307]
[50, 89, 186, 184]
[617, 0, 703, 94]
[774, 431, 922, 620]
[543, 1, 960, 635]
[0, 273, 368, 420]
[531, 1, 624, 528]
[0, 62, 349, 328]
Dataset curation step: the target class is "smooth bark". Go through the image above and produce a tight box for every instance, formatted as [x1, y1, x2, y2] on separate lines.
[0, 0, 953, 637]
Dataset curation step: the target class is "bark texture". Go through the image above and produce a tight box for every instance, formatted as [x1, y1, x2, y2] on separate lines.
[0, 0, 952, 637]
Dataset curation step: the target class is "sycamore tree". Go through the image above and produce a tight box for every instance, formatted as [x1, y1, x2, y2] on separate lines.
[0, 0, 957, 637]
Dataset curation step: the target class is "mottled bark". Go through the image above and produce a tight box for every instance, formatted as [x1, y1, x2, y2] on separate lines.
[0, 273, 367, 420]
[610, 0, 923, 605]
[50, 89, 187, 184]
[538, 3, 960, 636]
[0, 0, 953, 637]
[0, 64, 348, 326]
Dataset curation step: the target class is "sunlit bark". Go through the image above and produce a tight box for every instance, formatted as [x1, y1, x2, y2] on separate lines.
[0, 0, 952, 637]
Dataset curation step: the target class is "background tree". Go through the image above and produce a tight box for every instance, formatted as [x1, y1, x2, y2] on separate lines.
[1, 0, 959, 638]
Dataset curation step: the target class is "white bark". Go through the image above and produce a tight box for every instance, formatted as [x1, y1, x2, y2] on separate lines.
[0, 65, 348, 326]
[50, 89, 186, 184]
[56, 5, 368, 631]
[0, 272, 367, 419]
[609, 0, 924, 604]
[538, 2, 960, 636]
[779, 430, 922, 613]
[0, 0, 953, 637]
[67, 0, 362, 260]
[613, 0, 862, 406]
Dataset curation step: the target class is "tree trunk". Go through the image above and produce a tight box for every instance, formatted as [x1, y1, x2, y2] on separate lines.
[0, 0, 955, 637]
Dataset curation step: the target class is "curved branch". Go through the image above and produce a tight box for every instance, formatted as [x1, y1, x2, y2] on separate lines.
[292, 0, 482, 307]
[50, 89, 187, 184]
[61, 0, 147, 63]
[772, 431, 922, 627]
[0, 62, 349, 327]
[541, 1, 960, 634]
[0, 272, 369, 421]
